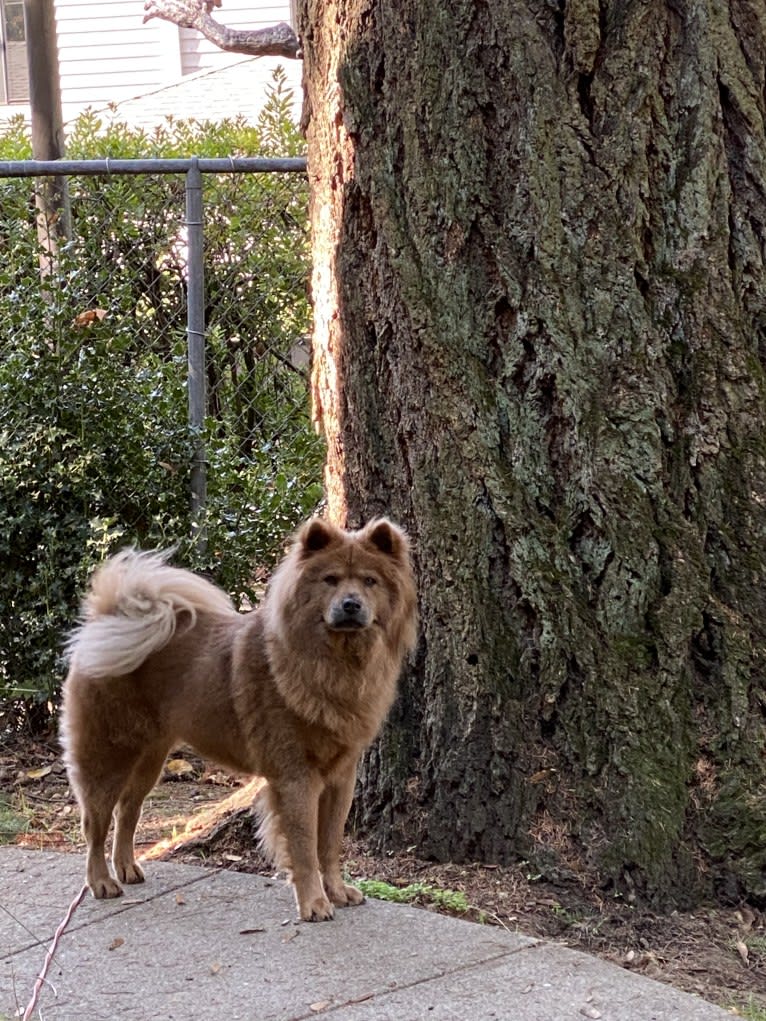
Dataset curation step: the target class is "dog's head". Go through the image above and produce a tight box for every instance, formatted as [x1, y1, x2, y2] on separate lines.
[297, 518, 410, 634]
[266, 517, 417, 653]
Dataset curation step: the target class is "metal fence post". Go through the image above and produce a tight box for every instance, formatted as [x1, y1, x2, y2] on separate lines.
[186, 157, 207, 554]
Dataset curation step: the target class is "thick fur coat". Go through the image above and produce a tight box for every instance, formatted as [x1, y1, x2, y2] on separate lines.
[60, 517, 417, 921]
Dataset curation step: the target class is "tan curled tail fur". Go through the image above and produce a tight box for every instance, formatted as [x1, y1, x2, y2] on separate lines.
[65, 549, 236, 678]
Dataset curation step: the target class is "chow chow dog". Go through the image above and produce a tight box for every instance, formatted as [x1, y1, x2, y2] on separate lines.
[60, 518, 417, 921]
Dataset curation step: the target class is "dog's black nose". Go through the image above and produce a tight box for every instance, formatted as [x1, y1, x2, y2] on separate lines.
[329, 593, 370, 630]
[342, 595, 362, 616]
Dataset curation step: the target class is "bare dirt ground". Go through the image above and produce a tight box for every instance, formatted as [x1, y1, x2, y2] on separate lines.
[2, 731, 764, 1017]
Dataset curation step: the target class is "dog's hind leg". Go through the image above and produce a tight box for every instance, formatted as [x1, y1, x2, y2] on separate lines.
[112, 743, 170, 886]
[75, 769, 138, 899]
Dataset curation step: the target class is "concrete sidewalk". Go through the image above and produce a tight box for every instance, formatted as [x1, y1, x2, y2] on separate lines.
[1, 848, 732, 1021]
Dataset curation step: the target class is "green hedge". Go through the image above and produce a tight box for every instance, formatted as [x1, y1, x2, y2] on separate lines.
[0, 70, 324, 714]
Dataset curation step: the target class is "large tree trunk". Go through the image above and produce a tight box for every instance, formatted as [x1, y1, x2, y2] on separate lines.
[302, 0, 766, 907]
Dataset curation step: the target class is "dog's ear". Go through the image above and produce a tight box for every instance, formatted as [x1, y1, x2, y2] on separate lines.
[364, 518, 410, 560]
[298, 518, 338, 556]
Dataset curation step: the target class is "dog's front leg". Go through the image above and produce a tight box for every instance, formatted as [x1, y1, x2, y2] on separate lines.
[276, 773, 333, 921]
[318, 759, 364, 908]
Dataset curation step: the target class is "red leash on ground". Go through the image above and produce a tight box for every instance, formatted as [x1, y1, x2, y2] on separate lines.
[22, 884, 88, 1021]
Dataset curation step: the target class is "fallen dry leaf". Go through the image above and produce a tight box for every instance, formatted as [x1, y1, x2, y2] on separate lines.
[165, 758, 195, 776]
[26, 765, 52, 780]
[175, 893, 186, 906]
[579, 1006, 601, 1019]
[108, 937, 124, 951]
[310, 1002, 332, 1013]
[528, 768, 555, 785]
[735, 939, 749, 967]
[210, 961, 222, 974]
[72, 308, 107, 327]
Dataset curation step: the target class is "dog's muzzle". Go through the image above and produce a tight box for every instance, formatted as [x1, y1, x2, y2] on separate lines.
[328, 594, 370, 630]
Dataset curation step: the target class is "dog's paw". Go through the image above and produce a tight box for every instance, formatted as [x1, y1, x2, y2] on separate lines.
[300, 894, 335, 922]
[114, 861, 145, 885]
[326, 881, 365, 908]
[90, 877, 124, 899]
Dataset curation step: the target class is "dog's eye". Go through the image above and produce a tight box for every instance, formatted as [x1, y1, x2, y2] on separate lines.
[363, 576, 377, 587]
[323, 574, 339, 586]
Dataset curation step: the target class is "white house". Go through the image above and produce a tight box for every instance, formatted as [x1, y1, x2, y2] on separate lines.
[0, 0, 302, 128]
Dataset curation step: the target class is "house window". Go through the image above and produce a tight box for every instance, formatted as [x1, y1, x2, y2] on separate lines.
[1, 0, 29, 103]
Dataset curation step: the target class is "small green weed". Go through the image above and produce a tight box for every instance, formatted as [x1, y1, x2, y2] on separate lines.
[355, 879, 469, 914]
[551, 902, 583, 927]
[727, 996, 766, 1020]
[741, 934, 766, 955]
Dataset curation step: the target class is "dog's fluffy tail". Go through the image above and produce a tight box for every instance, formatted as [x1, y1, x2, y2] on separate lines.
[65, 549, 236, 678]
[255, 784, 291, 874]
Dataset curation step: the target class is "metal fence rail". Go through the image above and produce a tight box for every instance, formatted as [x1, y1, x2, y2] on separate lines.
[0, 157, 307, 176]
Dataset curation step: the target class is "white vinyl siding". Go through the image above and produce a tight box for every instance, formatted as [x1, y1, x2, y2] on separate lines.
[4, 40, 27, 101]
[54, 0, 176, 106]
[1, 0, 28, 103]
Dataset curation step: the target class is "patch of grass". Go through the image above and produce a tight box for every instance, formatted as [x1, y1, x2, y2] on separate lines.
[727, 996, 766, 1020]
[355, 879, 469, 914]
[551, 902, 585, 927]
[0, 795, 29, 844]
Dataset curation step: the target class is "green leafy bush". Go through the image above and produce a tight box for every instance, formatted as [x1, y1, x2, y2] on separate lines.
[0, 70, 323, 715]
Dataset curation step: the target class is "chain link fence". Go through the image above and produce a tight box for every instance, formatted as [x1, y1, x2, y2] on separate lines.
[0, 156, 324, 704]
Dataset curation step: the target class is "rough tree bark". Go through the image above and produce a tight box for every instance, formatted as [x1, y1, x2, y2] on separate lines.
[301, 0, 766, 907]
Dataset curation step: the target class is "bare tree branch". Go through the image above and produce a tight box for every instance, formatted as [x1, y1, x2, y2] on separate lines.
[143, 0, 301, 59]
